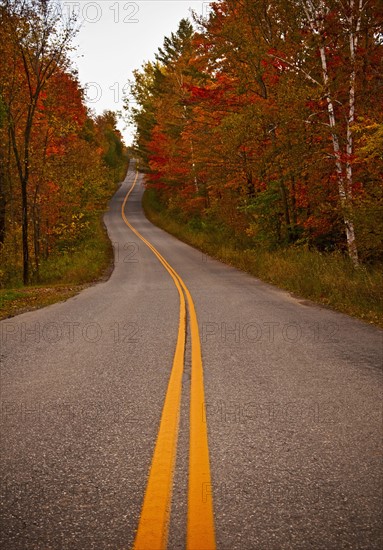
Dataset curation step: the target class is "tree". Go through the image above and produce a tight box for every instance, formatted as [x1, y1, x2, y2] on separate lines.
[0, 0, 128, 286]
[128, 2, 383, 263]
[0, 0, 78, 283]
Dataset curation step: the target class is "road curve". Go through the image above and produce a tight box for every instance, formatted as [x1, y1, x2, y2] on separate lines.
[1, 162, 382, 549]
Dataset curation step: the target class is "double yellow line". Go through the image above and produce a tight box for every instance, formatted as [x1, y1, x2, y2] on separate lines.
[121, 168, 216, 550]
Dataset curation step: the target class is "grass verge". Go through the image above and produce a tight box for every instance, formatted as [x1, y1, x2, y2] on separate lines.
[0, 215, 114, 320]
[142, 188, 383, 328]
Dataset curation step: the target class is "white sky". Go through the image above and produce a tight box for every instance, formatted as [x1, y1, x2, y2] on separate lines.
[58, 1, 211, 144]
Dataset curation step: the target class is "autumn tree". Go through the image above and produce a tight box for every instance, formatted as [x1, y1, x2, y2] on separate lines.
[128, 2, 382, 264]
[273, 0, 381, 264]
[0, 0, 128, 286]
[94, 111, 128, 181]
[127, 20, 206, 209]
[0, 0, 78, 283]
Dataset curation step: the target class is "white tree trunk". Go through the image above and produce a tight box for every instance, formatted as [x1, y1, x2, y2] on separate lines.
[301, 0, 360, 265]
[344, 0, 364, 265]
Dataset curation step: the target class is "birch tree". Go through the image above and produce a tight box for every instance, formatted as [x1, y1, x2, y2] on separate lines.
[289, 0, 370, 265]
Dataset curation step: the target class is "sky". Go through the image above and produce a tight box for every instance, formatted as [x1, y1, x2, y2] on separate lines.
[58, 1, 212, 144]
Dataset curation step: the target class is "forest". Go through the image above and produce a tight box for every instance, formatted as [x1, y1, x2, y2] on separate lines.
[128, 0, 383, 273]
[1, 0, 381, 323]
[0, 0, 127, 289]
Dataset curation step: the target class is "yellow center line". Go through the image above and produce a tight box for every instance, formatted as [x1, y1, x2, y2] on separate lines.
[121, 166, 216, 550]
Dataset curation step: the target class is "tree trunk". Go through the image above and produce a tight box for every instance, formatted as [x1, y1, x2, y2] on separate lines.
[302, 0, 359, 265]
[319, 43, 359, 265]
[344, 0, 363, 266]
[290, 175, 298, 238]
[0, 151, 6, 245]
[21, 178, 29, 284]
[33, 201, 40, 279]
[279, 181, 292, 242]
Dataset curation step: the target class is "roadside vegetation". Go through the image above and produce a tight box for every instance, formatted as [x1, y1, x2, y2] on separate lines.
[143, 188, 383, 327]
[0, 215, 114, 319]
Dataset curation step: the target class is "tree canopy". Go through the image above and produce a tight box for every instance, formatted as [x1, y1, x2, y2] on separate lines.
[126, 1, 383, 265]
[0, 0, 128, 285]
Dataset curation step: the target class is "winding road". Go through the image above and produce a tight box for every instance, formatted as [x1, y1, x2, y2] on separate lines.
[1, 162, 382, 549]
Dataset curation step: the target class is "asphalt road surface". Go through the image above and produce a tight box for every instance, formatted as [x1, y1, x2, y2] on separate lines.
[1, 162, 382, 550]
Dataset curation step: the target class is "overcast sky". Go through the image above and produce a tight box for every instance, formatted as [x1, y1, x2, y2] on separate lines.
[58, 1, 210, 144]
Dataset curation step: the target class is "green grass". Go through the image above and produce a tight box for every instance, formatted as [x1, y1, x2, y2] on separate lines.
[143, 188, 383, 328]
[0, 290, 25, 307]
[0, 286, 82, 319]
[0, 215, 114, 320]
[38, 217, 113, 285]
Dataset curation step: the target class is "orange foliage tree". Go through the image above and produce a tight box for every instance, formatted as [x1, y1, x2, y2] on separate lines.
[0, 0, 127, 285]
[127, 1, 382, 263]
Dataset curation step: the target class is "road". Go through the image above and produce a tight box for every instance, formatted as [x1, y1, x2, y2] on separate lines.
[1, 161, 382, 550]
